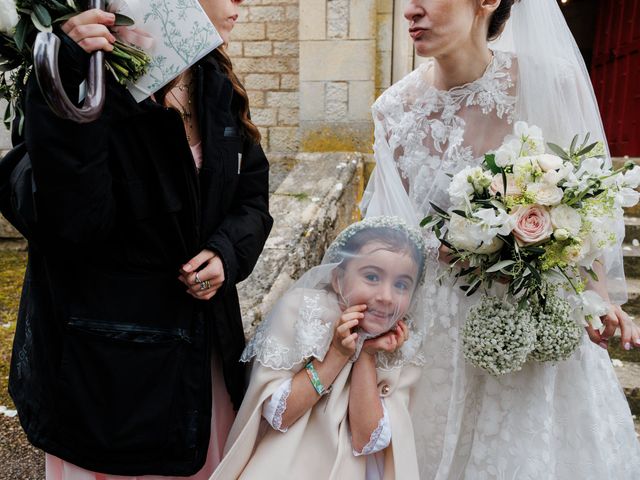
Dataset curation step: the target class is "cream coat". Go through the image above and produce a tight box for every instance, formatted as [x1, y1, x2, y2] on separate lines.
[210, 290, 422, 480]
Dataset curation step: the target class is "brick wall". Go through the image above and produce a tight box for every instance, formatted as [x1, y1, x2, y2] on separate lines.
[230, 0, 300, 153]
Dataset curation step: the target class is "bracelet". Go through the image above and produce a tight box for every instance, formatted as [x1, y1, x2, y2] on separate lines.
[305, 361, 332, 396]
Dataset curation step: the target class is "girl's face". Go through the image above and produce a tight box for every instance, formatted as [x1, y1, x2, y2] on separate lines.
[334, 242, 419, 336]
[404, 0, 484, 57]
[199, 0, 243, 44]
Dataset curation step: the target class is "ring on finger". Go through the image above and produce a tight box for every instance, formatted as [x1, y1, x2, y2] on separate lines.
[199, 279, 211, 290]
[195, 272, 202, 284]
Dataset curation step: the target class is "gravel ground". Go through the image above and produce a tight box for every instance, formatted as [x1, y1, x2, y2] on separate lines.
[0, 415, 43, 480]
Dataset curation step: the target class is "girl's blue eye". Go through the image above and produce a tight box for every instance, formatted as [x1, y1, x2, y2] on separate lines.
[365, 273, 379, 282]
[395, 281, 409, 291]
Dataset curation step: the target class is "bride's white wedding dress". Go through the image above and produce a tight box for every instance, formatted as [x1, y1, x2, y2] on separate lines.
[367, 50, 640, 479]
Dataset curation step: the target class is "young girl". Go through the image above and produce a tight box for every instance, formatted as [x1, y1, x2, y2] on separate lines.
[211, 217, 431, 479]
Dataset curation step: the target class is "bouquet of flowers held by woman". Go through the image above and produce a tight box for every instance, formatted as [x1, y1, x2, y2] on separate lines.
[422, 121, 640, 375]
[0, 0, 150, 129]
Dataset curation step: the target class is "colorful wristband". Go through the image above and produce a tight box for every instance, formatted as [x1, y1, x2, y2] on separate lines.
[305, 361, 332, 396]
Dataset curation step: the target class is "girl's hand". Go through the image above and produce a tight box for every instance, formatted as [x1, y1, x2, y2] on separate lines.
[587, 304, 640, 350]
[61, 9, 117, 54]
[362, 320, 409, 356]
[332, 305, 365, 357]
[179, 249, 225, 301]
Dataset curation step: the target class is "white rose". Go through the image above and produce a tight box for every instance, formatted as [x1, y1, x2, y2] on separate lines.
[536, 154, 564, 172]
[0, 0, 18, 35]
[616, 187, 640, 208]
[447, 213, 504, 254]
[550, 204, 581, 236]
[623, 165, 640, 189]
[527, 182, 564, 206]
[448, 166, 476, 205]
[494, 140, 521, 168]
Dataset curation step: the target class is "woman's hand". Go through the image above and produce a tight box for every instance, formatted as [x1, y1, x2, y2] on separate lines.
[61, 9, 116, 54]
[587, 303, 640, 350]
[179, 249, 225, 301]
[362, 320, 409, 356]
[331, 305, 364, 357]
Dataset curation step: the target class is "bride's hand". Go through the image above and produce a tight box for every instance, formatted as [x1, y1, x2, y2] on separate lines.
[586, 304, 640, 350]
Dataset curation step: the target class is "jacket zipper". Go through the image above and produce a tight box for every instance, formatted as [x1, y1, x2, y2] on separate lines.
[68, 317, 191, 343]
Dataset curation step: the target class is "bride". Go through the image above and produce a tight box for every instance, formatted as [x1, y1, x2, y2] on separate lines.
[362, 0, 640, 478]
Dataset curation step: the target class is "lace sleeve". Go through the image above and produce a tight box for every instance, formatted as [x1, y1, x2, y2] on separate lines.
[352, 400, 391, 456]
[262, 378, 292, 433]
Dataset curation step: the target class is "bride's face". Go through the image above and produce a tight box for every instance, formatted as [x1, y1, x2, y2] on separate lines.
[404, 0, 481, 57]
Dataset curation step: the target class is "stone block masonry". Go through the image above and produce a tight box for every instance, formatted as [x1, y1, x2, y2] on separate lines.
[230, 0, 301, 154]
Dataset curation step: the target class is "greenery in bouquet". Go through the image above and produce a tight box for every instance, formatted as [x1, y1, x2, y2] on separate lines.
[423, 121, 640, 374]
[0, 0, 150, 130]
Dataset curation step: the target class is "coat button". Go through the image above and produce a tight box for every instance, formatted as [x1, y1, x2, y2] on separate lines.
[380, 384, 391, 395]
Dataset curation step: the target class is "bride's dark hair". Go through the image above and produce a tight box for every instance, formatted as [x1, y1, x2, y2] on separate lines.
[487, 0, 520, 41]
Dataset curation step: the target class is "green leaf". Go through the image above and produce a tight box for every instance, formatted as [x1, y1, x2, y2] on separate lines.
[33, 4, 52, 28]
[585, 268, 599, 282]
[576, 142, 598, 157]
[486, 260, 516, 273]
[451, 209, 468, 218]
[114, 13, 135, 26]
[484, 153, 501, 174]
[420, 215, 433, 227]
[14, 16, 30, 51]
[53, 12, 76, 23]
[430, 202, 449, 217]
[547, 142, 570, 160]
[31, 11, 53, 32]
[569, 134, 579, 156]
[465, 278, 482, 297]
[501, 169, 508, 197]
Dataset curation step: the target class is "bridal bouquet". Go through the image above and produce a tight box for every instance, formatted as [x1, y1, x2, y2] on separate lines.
[0, 0, 150, 129]
[422, 121, 640, 375]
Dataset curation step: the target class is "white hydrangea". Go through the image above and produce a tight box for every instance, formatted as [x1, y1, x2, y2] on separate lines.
[462, 296, 536, 376]
[0, 0, 18, 35]
[529, 289, 582, 363]
[550, 204, 582, 236]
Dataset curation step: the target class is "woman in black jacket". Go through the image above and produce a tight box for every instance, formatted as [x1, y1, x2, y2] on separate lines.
[8, 0, 272, 478]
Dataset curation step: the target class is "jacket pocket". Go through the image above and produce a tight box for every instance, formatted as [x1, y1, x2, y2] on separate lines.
[58, 317, 190, 453]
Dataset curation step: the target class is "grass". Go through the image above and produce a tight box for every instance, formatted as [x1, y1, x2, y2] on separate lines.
[0, 250, 27, 408]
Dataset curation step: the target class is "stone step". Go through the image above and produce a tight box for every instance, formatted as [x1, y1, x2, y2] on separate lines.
[611, 359, 640, 417]
[623, 244, 640, 279]
[625, 216, 640, 244]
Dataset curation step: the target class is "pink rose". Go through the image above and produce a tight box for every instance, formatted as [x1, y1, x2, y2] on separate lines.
[489, 173, 522, 197]
[511, 205, 553, 245]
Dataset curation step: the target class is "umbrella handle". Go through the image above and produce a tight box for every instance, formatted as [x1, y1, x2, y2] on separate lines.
[33, 0, 106, 123]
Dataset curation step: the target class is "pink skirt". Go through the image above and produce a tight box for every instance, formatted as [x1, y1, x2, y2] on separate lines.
[45, 354, 235, 480]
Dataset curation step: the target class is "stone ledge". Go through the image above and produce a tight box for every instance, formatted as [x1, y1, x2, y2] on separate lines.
[237, 152, 364, 335]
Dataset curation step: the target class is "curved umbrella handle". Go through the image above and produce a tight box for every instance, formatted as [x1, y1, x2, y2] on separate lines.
[33, 0, 106, 123]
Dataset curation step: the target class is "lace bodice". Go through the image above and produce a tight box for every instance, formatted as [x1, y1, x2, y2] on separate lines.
[372, 51, 517, 216]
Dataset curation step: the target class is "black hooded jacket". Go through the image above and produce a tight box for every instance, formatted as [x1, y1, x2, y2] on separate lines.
[7, 34, 272, 476]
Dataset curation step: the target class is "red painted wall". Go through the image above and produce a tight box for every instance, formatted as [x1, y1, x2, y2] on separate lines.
[591, 0, 640, 156]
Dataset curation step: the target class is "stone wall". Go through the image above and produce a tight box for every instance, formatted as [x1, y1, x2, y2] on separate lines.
[298, 0, 377, 153]
[231, 0, 301, 154]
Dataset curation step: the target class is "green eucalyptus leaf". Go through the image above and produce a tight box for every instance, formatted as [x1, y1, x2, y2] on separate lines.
[484, 153, 501, 174]
[114, 14, 135, 26]
[33, 4, 52, 28]
[486, 260, 516, 273]
[14, 16, 30, 51]
[547, 142, 570, 160]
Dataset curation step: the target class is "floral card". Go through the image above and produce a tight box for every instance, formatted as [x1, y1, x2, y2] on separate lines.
[114, 0, 223, 102]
